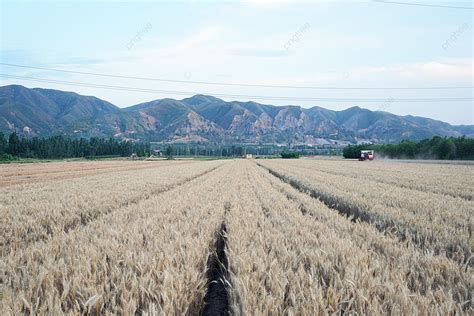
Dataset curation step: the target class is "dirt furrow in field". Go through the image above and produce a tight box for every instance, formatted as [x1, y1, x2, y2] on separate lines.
[201, 221, 231, 315]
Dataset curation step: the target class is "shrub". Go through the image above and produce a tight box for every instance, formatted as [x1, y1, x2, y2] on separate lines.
[281, 152, 300, 159]
[0, 153, 17, 162]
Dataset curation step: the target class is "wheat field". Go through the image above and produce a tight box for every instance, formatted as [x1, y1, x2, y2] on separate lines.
[0, 158, 472, 314]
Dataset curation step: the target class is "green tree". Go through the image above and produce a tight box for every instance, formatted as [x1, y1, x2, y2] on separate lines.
[435, 138, 456, 160]
[234, 146, 244, 157]
[0, 132, 7, 154]
[343, 145, 369, 159]
[8, 132, 20, 156]
[165, 146, 173, 159]
[281, 152, 300, 159]
[454, 137, 474, 159]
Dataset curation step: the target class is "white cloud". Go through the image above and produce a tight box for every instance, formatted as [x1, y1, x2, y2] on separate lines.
[350, 58, 473, 82]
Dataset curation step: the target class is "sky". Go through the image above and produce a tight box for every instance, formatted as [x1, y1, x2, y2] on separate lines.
[0, 0, 472, 125]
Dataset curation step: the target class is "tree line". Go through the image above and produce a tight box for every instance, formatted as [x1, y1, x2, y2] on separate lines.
[0, 132, 151, 160]
[343, 136, 474, 160]
[155, 144, 341, 157]
[3, 132, 470, 161]
[154, 144, 274, 157]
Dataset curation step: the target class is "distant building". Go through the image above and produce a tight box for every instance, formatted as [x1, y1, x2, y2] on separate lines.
[244, 154, 253, 159]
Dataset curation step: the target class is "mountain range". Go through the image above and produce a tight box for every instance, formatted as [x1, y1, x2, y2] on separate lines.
[1, 84, 472, 144]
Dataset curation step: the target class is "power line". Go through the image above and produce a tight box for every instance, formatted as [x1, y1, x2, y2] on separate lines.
[0, 62, 472, 90]
[1, 73, 472, 103]
[372, 0, 474, 10]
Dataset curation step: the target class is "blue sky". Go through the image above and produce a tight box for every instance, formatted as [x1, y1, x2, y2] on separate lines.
[1, 0, 472, 124]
